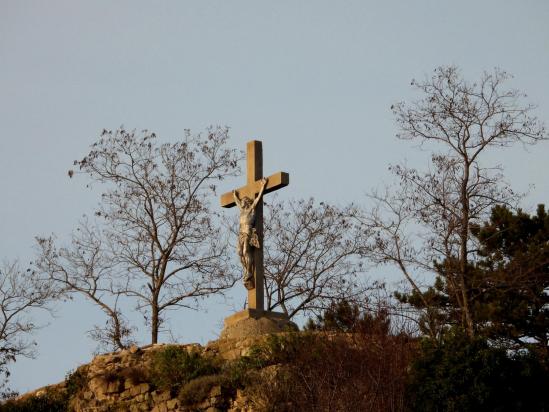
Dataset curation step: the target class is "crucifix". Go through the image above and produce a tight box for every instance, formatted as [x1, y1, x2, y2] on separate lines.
[220, 140, 289, 312]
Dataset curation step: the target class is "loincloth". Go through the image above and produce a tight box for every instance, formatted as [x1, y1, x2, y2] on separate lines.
[238, 229, 260, 249]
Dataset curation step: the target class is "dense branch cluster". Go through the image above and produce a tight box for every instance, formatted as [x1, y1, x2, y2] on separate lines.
[0, 262, 57, 396]
[263, 198, 368, 319]
[35, 127, 242, 345]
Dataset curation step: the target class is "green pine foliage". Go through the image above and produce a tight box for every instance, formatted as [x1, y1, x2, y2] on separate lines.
[472, 204, 549, 354]
[396, 204, 549, 353]
[407, 329, 549, 412]
[305, 299, 390, 334]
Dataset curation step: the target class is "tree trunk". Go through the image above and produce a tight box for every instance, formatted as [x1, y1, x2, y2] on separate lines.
[112, 312, 125, 350]
[459, 161, 474, 337]
[151, 301, 159, 344]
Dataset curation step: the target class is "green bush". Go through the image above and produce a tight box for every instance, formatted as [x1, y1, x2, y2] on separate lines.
[178, 374, 230, 406]
[245, 333, 312, 366]
[150, 345, 220, 392]
[0, 390, 68, 412]
[219, 353, 269, 389]
[407, 329, 549, 412]
[65, 367, 87, 397]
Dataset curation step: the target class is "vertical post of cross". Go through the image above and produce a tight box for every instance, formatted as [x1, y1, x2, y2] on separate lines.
[247, 140, 264, 312]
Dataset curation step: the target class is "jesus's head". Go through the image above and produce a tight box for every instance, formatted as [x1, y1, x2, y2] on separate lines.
[241, 196, 253, 209]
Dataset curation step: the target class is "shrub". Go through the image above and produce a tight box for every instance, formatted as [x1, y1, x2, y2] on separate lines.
[407, 329, 549, 412]
[65, 367, 88, 397]
[150, 345, 220, 392]
[220, 358, 253, 388]
[245, 333, 312, 366]
[0, 389, 68, 412]
[244, 331, 415, 411]
[178, 374, 231, 406]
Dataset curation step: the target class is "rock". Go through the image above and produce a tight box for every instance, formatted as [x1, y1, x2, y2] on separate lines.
[152, 403, 168, 412]
[210, 385, 222, 397]
[120, 389, 132, 400]
[106, 380, 121, 394]
[89, 377, 109, 398]
[130, 385, 142, 397]
[152, 390, 171, 403]
[166, 399, 179, 410]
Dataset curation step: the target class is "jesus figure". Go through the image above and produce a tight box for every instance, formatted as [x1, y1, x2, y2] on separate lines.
[233, 177, 268, 289]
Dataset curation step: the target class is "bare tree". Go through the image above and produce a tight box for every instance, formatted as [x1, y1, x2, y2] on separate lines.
[263, 198, 367, 319]
[0, 261, 57, 395]
[364, 66, 547, 337]
[35, 127, 241, 345]
[35, 222, 134, 351]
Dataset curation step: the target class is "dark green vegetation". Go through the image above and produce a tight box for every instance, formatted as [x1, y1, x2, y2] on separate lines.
[403, 206, 549, 411]
[408, 330, 549, 412]
[398, 205, 549, 351]
[0, 389, 68, 412]
[473, 205, 549, 355]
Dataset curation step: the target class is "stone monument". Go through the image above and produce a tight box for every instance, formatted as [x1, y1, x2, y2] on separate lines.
[219, 140, 294, 339]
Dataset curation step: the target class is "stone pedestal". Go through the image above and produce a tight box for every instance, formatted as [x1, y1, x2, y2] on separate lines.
[219, 309, 296, 340]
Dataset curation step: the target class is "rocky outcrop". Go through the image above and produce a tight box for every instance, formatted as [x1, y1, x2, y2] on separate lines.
[17, 338, 265, 412]
[72, 342, 261, 412]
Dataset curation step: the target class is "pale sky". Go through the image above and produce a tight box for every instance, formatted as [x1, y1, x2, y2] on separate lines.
[1, 0, 549, 393]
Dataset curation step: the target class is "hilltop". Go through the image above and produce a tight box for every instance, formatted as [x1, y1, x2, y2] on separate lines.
[1, 331, 414, 412]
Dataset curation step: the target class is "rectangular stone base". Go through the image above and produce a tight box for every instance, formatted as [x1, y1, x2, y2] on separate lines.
[223, 309, 289, 328]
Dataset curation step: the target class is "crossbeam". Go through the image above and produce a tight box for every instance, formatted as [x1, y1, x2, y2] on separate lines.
[220, 171, 289, 208]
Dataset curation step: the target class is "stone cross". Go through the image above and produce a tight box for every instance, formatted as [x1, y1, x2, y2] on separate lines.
[220, 140, 289, 312]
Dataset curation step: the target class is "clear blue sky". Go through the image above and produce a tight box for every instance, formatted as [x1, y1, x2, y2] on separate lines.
[1, 0, 548, 393]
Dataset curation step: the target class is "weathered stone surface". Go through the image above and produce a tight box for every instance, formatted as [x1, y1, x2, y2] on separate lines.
[210, 385, 222, 397]
[152, 390, 171, 403]
[139, 382, 150, 394]
[219, 309, 297, 341]
[130, 384, 142, 397]
[120, 389, 132, 400]
[151, 402, 168, 412]
[106, 380, 121, 393]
